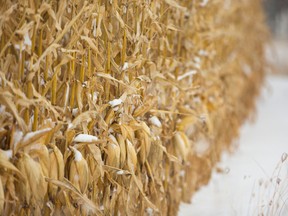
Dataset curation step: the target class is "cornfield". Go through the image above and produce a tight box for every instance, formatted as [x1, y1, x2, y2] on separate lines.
[0, 0, 268, 215]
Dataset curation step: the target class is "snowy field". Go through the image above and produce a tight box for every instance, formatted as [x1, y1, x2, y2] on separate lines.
[179, 75, 288, 216]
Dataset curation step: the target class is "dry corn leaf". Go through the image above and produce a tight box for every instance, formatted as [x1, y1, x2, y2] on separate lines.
[0, 177, 4, 214]
[45, 177, 100, 215]
[48, 145, 64, 198]
[14, 153, 47, 205]
[67, 147, 89, 194]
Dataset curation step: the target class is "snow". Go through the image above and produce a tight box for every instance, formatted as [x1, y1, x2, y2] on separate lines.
[22, 128, 51, 143]
[149, 116, 162, 127]
[116, 170, 125, 175]
[146, 207, 153, 216]
[179, 75, 288, 216]
[200, 0, 209, 7]
[109, 98, 123, 107]
[92, 92, 98, 103]
[0, 105, 6, 113]
[71, 147, 83, 162]
[179, 170, 185, 177]
[194, 56, 201, 63]
[13, 130, 23, 148]
[23, 33, 32, 47]
[72, 108, 79, 116]
[2, 150, 12, 159]
[199, 49, 209, 56]
[68, 123, 73, 129]
[122, 62, 129, 70]
[73, 134, 98, 143]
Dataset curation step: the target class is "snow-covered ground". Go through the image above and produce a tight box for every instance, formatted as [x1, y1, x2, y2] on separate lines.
[179, 75, 288, 216]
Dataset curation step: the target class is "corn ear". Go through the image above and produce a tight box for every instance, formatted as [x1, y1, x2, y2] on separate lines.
[173, 132, 190, 161]
[116, 134, 126, 168]
[106, 135, 121, 168]
[48, 145, 64, 198]
[126, 139, 137, 172]
[14, 153, 47, 207]
[66, 147, 89, 194]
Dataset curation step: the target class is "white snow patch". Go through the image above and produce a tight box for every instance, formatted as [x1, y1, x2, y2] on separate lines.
[199, 49, 209, 56]
[71, 147, 83, 162]
[74, 150, 82, 162]
[92, 91, 98, 103]
[14, 44, 21, 50]
[109, 98, 123, 107]
[13, 130, 23, 148]
[116, 170, 125, 175]
[74, 134, 98, 143]
[72, 108, 79, 116]
[0, 105, 6, 113]
[3, 150, 12, 159]
[179, 170, 185, 177]
[82, 81, 88, 87]
[68, 123, 73, 129]
[23, 33, 32, 47]
[40, 78, 45, 86]
[193, 96, 201, 104]
[146, 207, 153, 216]
[194, 56, 201, 63]
[22, 128, 51, 143]
[46, 201, 53, 209]
[122, 62, 129, 70]
[149, 116, 162, 127]
[200, 0, 209, 7]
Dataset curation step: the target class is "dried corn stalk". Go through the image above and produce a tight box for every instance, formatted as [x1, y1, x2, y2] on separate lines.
[0, 0, 268, 215]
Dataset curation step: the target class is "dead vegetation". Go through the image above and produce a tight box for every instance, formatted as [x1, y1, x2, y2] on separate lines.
[0, 0, 268, 215]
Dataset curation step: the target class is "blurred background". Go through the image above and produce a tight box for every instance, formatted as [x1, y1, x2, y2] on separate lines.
[264, 0, 288, 39]
[179, 1, 288, 215]
[264, 0, 288, 74]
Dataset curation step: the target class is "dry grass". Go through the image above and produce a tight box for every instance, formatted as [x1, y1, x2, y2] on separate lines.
[0, 0, 268, 215]
[248, 153, 288, 216]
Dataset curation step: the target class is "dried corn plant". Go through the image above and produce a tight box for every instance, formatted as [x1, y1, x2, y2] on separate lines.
[0, 0, 268, 215]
